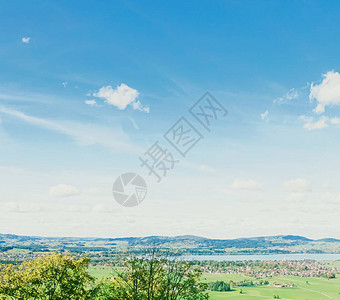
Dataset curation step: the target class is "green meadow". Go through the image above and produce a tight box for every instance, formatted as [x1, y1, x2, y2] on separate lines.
[89, 266, 340, 299]
[88, 266, 115, 279]
[205, 274, 340, 300]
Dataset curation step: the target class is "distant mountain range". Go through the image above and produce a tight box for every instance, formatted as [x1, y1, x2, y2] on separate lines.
[1, 233, 340, 255]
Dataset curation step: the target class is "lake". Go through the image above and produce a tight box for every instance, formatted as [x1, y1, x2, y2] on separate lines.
[181, 254, 340, 261]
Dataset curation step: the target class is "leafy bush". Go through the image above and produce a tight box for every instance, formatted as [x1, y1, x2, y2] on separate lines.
[0, 252, 94, 299]
[209, 280, 231, 292]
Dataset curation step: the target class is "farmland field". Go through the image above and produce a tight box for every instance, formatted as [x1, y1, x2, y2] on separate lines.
[205, 274, 340, 299]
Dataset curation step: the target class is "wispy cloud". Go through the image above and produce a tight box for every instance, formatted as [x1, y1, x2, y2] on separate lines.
[0, 90, 57, 104]
[260, 110, 269, 120]
[282, 178, 311, 203]
[132, 100, 150, 113]
[2, 202, 41, 213]
[0, 106, 141, 153]
[85, 100, 96, 105]
[286, 192, 306, 202]
[283, 178, 311, 193]
[322, 192, 340, 204]
[49, 184, 81, 198]
[230, 179, 262, 190]
[128, 116, 140, 130]
[274, 88, 299, 105]
[261, 87, 298, 123]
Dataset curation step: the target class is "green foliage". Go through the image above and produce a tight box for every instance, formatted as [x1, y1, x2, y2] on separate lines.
[258, 279, 269, 286]
[234, 280, 254, 287]
[208, 281, 231, 292]
[0, 252, 94, 299]
[273, 295, 280, 299]
[96, 254, 209, 300]
[0, 251, 209, 299]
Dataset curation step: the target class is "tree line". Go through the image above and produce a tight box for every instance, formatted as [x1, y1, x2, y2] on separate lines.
[0, 252, 209, 300]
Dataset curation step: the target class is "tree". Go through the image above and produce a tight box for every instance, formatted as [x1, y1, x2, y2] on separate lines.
[0, 252, 94, 299]
[209, 281, 231, 292]
[97, 253, 209, 300]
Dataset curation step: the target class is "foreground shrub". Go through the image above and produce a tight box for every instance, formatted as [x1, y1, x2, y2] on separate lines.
[0, 252, 94, 299]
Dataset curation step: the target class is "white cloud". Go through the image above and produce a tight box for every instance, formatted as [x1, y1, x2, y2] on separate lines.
[300, 115, 340, 130]
[283, 178, 311, 193]
[93, 83, 149, 112]
[3, 202, 21, 212]
[93, 204, 114, 213]
[310, 71, 340, 114]
[302, 116, 328, 130]
[68, 205, 91, 213]
[49, 184, 81, 198]
[22, 37, 30, 44]
[0, 165, 24, 175]
[198, 164, 214, 172]
[85, 100, 96, 105]
[330, 117, 340, 125]
[299, 115, 313, 123]
[286, 192, 305, 202]
[260, 110, 269, 120]
[2, 202, 42, 213]
[230, 179, 262, 190]
[62, 82, 67, 88]
[180, 161, 215, 173]
[83, 188, 100, 196]
[322, 192, 340, 204]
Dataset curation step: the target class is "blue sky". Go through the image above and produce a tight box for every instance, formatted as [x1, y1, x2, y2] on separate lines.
[1, 0, 340, 238]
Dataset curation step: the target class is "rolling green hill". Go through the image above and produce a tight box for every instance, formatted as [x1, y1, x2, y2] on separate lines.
[1, 233, 340, 255]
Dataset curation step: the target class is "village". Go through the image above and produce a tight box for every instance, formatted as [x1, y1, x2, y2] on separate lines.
[196, 259, 339, 278]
